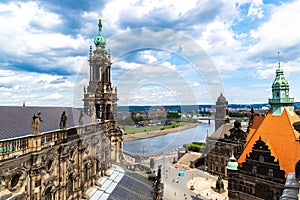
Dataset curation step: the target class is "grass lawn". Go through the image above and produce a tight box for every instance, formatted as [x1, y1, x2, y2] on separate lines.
[121, 119, 198, 134]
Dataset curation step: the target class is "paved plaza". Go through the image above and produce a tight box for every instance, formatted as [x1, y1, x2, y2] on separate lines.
[162, 165, 228, 200]
[122, 152, 229, 200]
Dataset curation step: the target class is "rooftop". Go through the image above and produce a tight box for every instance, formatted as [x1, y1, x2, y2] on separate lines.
[0, 106, 92, 141]
[238, 109, 300, 176]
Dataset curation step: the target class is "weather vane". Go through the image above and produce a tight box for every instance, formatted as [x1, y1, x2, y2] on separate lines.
[278, 51, 280, 68]
[98, 12, 103, 21]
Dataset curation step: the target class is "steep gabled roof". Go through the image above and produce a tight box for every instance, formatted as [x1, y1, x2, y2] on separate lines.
[251, 116, 265, 130]
[0, 106, 92, 141]
[245, 116, 265, 144]
[238, 109, 300, 176]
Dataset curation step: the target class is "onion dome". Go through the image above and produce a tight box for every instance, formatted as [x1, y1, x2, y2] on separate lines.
[94, 19, 106, 47]
[272, 67, 289, 91]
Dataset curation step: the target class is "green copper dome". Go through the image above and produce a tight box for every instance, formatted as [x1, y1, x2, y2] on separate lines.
[94, 19, 106, 47]
[272, 68, 289, 89]
[226, 154, 238, 171]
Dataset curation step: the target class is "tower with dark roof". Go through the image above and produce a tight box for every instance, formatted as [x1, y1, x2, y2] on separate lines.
[215, 93, 229, 131]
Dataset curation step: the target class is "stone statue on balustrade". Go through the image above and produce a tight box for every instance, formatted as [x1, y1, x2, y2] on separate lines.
[79, 111, 84, 125]
[60, 111, 67, 129]
[31, 112, 43, 134]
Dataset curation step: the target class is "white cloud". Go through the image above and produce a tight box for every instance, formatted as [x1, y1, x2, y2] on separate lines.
[0, 1, 90, 74]
[247, 0, 264, 19]
[248, 1, 300, 59]
[0, 69, 77, 106]
[0, 0, 299, 106]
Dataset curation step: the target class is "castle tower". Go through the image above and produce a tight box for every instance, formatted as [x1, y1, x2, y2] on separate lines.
[268, 56, 294, 116]
[215, 93, 229, 131]
[83, 19, 118, 125]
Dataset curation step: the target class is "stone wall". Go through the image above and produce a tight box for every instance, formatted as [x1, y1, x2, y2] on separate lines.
[0, 121, 113, 200]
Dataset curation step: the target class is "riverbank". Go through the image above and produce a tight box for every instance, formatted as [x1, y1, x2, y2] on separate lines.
[123, 123, 199, 141]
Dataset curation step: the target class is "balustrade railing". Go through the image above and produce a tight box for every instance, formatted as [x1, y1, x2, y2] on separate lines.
[0, 120, 114, 160]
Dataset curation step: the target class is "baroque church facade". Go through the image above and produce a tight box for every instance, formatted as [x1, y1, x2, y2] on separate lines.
[0, 19, 123, 200]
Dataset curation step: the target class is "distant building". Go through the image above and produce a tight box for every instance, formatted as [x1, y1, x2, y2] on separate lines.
[0, 19, 123, 200]
[215, 93, 229, 131]
[205, 120, 247, 178]
[228, 64, 300, 200]
[204, 93, 249, 178]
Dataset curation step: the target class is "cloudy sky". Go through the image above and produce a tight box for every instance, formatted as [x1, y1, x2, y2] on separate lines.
[0, 0, 300, 107]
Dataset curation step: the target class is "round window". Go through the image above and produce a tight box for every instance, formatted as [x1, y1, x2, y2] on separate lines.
[11, 173, 21, 188]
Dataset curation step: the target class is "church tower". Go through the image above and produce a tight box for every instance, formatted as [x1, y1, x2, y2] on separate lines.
[215, 93, 229, 131]
[268, 55, 294, 116]
[83, 19, 122, 163]
[83, 19, 118, 126]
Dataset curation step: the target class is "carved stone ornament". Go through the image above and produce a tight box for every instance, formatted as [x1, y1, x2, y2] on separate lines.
[43, 176, 57, 187]
[5, 167, 27, 192]
[44, 153, 58, 173]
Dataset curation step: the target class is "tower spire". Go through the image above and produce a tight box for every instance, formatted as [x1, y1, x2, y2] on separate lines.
[94, 19, 106, 48]
[278, 51, 280, 68]
[269, 53, 294, 116]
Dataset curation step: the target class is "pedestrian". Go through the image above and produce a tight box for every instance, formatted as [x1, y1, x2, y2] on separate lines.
[174, 192, 176, 196]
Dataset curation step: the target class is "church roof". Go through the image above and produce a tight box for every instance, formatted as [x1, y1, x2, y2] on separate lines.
[238, 109, 300, 176]
[0, 106, 92, 141]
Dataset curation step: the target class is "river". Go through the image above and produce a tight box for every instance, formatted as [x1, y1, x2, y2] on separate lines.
[123, 121, 215, 155]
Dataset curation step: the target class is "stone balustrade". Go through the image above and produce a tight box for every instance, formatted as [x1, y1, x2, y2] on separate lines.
[0, 121, 112, 161]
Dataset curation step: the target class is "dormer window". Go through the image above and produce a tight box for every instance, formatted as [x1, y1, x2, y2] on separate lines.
[259, 155, 264, 162]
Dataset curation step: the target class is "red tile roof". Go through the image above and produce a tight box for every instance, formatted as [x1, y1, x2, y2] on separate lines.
[251, 116, 265, 130]
[245, 116, 265, 144]
[238, 109, 300, 176]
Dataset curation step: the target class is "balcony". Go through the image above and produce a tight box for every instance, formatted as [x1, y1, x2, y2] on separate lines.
[268, 98, 294, 104]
